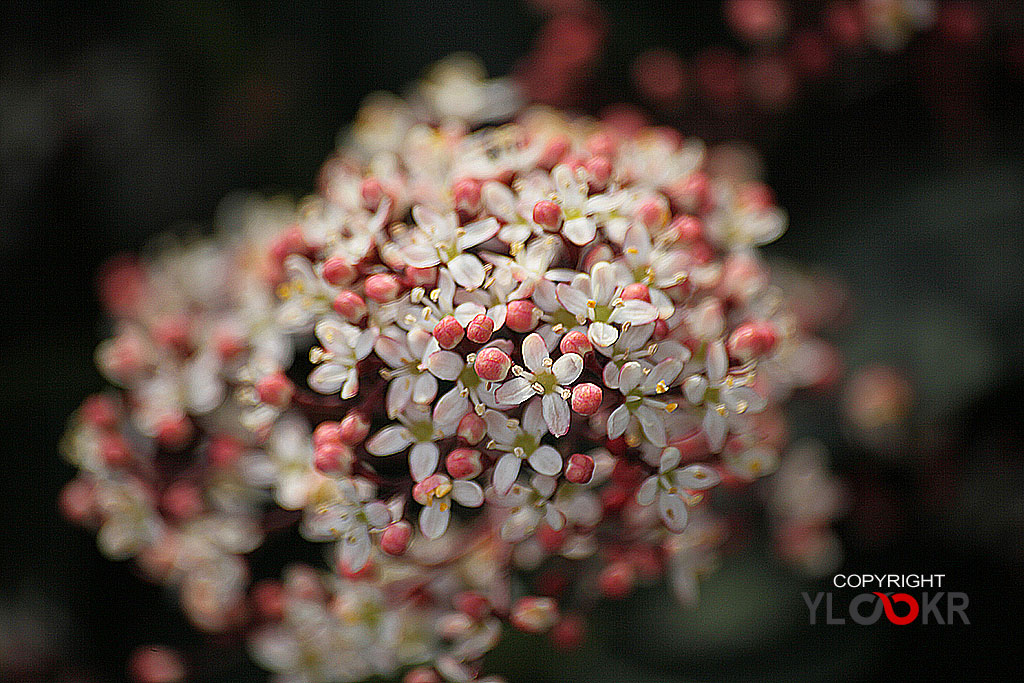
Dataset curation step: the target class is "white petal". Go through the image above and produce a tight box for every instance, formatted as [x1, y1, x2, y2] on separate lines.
[707, 340, 728, 383]
[412, 372, 438, 404]
[623, 224, 652, 265]
[552, 352, 583, 384]
[703, 409, 728, 453]
[637, 476, 658, 506]
[722, 385, 767, 414]
[493, 453, 522, 495]
[606, 404, 630, 439]
[433, 387, 469, 427]
[617, 361, 644, 394]
[437, 269, 456, 311]
[452, 480, 484, 507]
[483, 409, 516, 444]
[521, 397, 547, 435]
[521, 333, 549, 374]
[354, 328, 377, 360]
[555, 282, 590, 317]
[419, 501, 451, 539]
[588, 321, 619, 348]
[403, 243, 442, 268]
[602, 360, 620, 389]
[427, 350, 464, 381]
[386, 375, 413, 418]
[563, 216, 596, 246]
[645, 358, 683, 392]
[457, 217, 500, 250]
[481, 181, 518, 222]
[541, 393, 571, 437]
[375, 335, 411, 368]
[609, 300, 658, 325]
[590, 262, 617, 303]
[366, 425, 414, 456]
[495, 377, 534, 405]
[636, 404, 667, 447]
[528, 445, 562, 476]
[448, 254, 485, 290]
[308, 362, 346, 394]
[545, 505, 566, 531]
[658, 491, 689, 533]
[341, 530, 371, 572]
[409, 442, 439, 481]
[659, 447, 681, 473]
[674, 464, 721, 490]
[340, 367, 360, 400]
[684, 375, 708, 405]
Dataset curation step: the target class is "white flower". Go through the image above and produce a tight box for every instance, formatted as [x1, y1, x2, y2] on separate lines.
[555, 261, 658, 347]
[491, 474, 565, 542]
[682, 340, 766, 452]
[494, 333, 582, 437]
[241, 414, 320, 511]
[398, 206, 499, 289]
[414, 473, 484, 539]
[374, 326, 440, 418]
[276, 255, 336, 331]
[425, 348, 498, 411]
[637, 448, 721, 532]
[308, 317, 377, 399]
[399, 268, 488, 332]
[606, 358, 685, 447]
[620, 223, 689, 317]
[302, 477, 391, 572]
[483, 400, 563, 495]
[550, 164, 626, 245]
[366, 397, 467, 481]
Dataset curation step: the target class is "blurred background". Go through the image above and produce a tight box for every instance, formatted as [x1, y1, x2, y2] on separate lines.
[2, 0, 1022, 680]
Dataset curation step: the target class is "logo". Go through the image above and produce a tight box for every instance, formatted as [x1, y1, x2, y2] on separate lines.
[804, 574, 969, 625]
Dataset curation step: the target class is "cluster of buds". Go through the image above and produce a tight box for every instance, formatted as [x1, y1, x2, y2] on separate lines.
[61, 57, 840, 682]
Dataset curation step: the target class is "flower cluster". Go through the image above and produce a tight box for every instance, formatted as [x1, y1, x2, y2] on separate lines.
[61, 57, 839, 683]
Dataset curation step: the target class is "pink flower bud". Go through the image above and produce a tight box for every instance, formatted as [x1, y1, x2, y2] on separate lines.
[637, 196, 669, 229]
[360, 177, 385, 211]
[153, 315, 191, 355]
[446, 448, 483, 479]
[620, 282, 650, 302]
[380, 521, 412, 556]
[550, 614, 586, 651]
[598, 561, 636, 599]
[81, 394, 119, 429]
[474, 347, 511, 381]
[405, 266, 437, 287]
[433, 315, 464, 349]
[537, 135, 570, 170]
[586, 131, 617, 159]
[128, 645, 186, 683]
[251, 579, 285, 619]
[213, 328, 246, 360]
[559, 330, 593, 357]
[510, 596, 559, 634]
[365, 273, 401, 303]
[403, 668, 441, 683]
[457, 412, 487, 445]
[256, 372, 294, 407]
[653, 319, 670, 340]
[332, 290, 367, 322]
[314, 442, 351, 474]
[565, 453, 595, 484]
[313, 421, 342, 448]
[339, 411, 371, 446]
[451, 591, 489, 621]
[162, 482, 203, 520]
[59, 479, 97, 524]
[156, 415, 193, 450]
[465, 314, 494, 343]
[208, 435, 243, 468]
[452, 177, 482, 214]
[585, 155, 613, 190]
[571, 383, 602, 415]
[505, 300, 540, 333]
[268, 225, 305, 266]
[322, 257, 354, 286]
[670, 214, 703, 243]
[532, 199, 563, 230]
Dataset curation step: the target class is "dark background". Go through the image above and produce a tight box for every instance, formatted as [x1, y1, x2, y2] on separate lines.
[2, 1, 1022, 681]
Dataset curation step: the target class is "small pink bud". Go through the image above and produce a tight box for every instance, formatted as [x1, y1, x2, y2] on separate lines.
[322, 257, 354, 286]
[560, 330, 593, 357]
[313, 421, 342, 448]
[532, 199, 563, 230]
[620, 282, 650, 302]
[510, 596, 559, 634]
[339, 411, 371, 446]
[598, 561, 636, 599]
[162, 482, 203, 520]
[256, 372, 294, 407]
[637, 196, 669, 229]
[208, 435, 243, 468]
[550, 615, 586, 651]
[213, 328, 247, 360]
[59, 479, 96, 524]
[251, 580, 285, 619]
[586, 131, 617, 159]
[81, 394, 119, 429]
[433, 315, 464, 349]
[454, 591, 491, 620]
[452, 177, 482, 214]
[465, 314, 494, 343]
[380, 521, 413, 556]
[128, 645, 186, 683]
[653, 319, 670, 340]
[727, 323, 761, 362]
[474, 347, 511, 382]
[537, 135, 570, 170]
[585, 155, 613, 190]
[404, 266, 437, 288]
[403, 668, 441, 683]
[365, 273, 401, 303]
[156, 415, 193, 450]
[571, 383, 602, 415]
[153, 315, 191, 355]
[314, 442, 351, 474]
[565, 453, 595, 484]
[332, 290, 367, 322]
[670, 214, 703, 243]
[360, 177, 385, 211]
[446, 448, 483, 479]
[505, 300, 540, 333]
[457, 412, 487, 445]
[269, 225, 305, 266]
